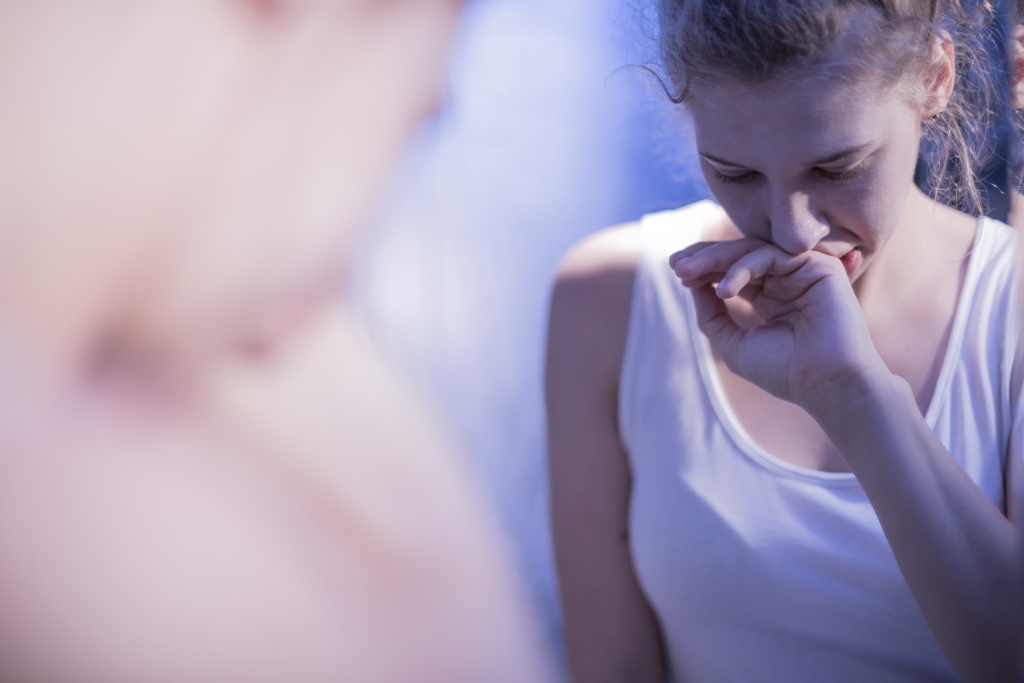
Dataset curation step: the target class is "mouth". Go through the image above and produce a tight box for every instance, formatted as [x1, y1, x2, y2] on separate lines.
[839, 248, 862, 278]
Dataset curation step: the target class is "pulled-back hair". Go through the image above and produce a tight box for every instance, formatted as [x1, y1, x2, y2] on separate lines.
[655, 0, 1002, 215]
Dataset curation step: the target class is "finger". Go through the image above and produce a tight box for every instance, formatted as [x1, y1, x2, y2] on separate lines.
[689, 283, 743, 358]
[672, 238, 768, 281]
[715, 244, 803, 298]
[680, 271, 766, 293]
[678, 270, 724, 290]
[668, 242, 720, 272]
[672, 242, 732, 289]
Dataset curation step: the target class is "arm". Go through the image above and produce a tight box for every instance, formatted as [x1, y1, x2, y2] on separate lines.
[546, 225, 667, 683]
[672, 241, 1020, 683]
[1010, 414, 1024, 674]
[815, 370, 1019, 683]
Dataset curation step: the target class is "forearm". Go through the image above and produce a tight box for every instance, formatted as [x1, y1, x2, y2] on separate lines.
[811, 371, 1019, 683]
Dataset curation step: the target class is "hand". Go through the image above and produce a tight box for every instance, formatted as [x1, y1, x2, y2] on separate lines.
[669, 238, 888, 415]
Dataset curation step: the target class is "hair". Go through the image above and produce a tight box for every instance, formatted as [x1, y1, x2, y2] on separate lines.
[654, 0, 1003, 216]
[1012, 0, 1024, 199]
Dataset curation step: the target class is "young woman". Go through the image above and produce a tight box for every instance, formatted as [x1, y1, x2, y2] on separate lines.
[547, 2, 1021, 682]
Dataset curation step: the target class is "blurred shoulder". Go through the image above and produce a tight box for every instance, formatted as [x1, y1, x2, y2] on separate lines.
[0, 310, 553, 683]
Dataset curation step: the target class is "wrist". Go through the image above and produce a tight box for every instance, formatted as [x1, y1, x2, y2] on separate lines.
[800, 362, 913, 441]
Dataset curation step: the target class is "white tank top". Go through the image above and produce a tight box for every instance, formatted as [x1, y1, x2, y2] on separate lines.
[619, 200, 1021, 683]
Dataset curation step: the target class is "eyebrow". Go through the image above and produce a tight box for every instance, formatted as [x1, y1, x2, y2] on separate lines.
[700, 143, 874, 169]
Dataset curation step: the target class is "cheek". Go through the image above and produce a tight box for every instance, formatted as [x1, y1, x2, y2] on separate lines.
[825, 178, 905, 248]
[709, 189, 769, 240]
[698, 175, 768, 237]
[834, 144, 917, 236]
[868, 154, 916, 219]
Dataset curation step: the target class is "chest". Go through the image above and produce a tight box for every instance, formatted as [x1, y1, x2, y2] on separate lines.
[624, 397, 962, 682]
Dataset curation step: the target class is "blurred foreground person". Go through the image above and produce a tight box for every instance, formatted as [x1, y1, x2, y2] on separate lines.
[0, 2, 553, 682]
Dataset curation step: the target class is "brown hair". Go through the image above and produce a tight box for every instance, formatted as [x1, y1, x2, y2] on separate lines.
[655, 0, 1001, 215]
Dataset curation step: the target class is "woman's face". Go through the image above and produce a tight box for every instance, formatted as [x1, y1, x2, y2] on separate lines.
[686, 74, 925, 282]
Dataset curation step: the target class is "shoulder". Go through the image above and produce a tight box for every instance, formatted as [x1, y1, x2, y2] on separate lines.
[969, 217, 1020, 314]
[551, 221, 642, 328]
[551, 201, 724, 314]
[549, 201, 725, 342]
[979, 216, 1020, 264]
[546, 202, 721, 403]
[547, 200, 724, 356]
[547, 222, 643, 392]
[0, 316, 552, 682]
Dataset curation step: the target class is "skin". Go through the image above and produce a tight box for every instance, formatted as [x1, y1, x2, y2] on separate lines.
[548, 38, 1020, 683]
[0, 2, 554, 682]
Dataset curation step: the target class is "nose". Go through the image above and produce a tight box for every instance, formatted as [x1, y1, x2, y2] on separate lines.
[768, 190, 828, 254]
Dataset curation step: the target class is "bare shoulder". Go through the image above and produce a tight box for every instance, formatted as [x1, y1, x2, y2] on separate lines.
[0, 314, 554, 683]
[548, 203, 723, 357]
[549, 222, 642, 366]
[559, 221, 642, 274]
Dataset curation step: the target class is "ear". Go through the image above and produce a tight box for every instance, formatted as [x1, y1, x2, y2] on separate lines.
[921, 31, 955, 121]
[1011, 24, 1024, 110]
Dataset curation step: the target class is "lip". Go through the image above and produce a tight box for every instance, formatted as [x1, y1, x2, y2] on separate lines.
[839, 248, 862, 277]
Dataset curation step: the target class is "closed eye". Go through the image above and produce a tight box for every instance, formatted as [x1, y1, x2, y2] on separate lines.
[812, 163, 867, 182]
[713, 169, 759, 185]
